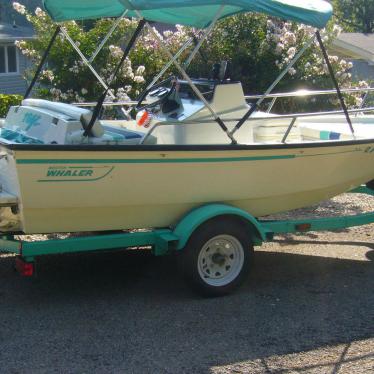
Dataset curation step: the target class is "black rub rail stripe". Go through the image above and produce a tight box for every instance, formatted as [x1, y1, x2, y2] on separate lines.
[1, 138, 374, 152]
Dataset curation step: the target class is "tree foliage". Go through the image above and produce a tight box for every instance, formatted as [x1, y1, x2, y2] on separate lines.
[13, 1, 369, 114]
[0, 95, 23, 117]
[190, 15, 366, 111]
[333, 0, 374, 33]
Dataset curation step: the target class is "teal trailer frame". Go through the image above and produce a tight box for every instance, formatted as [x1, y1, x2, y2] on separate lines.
[0, 229, 180, 263]
[1, 186, 373, 267]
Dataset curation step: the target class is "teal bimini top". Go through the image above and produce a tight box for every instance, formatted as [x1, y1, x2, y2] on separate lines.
[43, 0, 333, 29]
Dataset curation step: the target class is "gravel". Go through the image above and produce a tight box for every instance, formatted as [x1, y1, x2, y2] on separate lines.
[0, 193, 373, 373]
[267, 192, 374, 220]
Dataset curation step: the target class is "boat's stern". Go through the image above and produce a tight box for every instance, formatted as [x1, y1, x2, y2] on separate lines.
[0, 145, 22, 232]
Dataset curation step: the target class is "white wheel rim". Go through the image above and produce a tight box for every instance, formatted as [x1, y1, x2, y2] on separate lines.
[197, 234, 245, 287]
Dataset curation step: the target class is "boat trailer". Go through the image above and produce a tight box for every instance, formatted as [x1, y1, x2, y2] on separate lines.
[1, 186, 373, 294]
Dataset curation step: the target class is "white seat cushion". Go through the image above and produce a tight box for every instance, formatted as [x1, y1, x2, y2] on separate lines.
[22, 99, 104, 137]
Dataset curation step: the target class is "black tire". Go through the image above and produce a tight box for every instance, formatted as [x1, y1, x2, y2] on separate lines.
[366, 179, 374, 191]
[178, 218, 254, 297]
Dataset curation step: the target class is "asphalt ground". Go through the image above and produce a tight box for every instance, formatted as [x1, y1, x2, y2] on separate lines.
[0, 222, 373, 373]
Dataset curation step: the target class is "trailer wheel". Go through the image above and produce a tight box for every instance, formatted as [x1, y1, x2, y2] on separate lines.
[179, 218, 253, 297]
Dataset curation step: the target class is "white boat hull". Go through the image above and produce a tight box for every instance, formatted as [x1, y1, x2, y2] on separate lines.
[4, 140, 374, 233]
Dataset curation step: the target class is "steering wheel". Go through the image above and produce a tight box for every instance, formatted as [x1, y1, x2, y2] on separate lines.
[136, 76, 177, 112]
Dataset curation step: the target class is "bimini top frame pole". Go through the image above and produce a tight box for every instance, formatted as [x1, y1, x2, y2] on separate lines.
[146, 21, 237, 144]
[122, 1, 237, 144]
[60, 27, 116, 100]
[315, 30, 355, 137]
[84, 18, 146, 136]
[231, 30, 357, 138]
[60, 9, 130, 98]
[60, 11, 132, 118]
[24, 10, 131, 115]
[145, 6, 224, 93]
[24, 26, 61, 99]
[89, 9, 129, 63]
[182, 7, 225, 70]
[230, 35, 316, 137]
[145, 37, 195, 90]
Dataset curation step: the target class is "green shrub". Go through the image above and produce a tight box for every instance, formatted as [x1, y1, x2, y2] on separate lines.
[0, 94, 23, 117]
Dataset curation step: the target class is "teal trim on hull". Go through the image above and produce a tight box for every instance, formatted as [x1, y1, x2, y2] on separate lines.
[15, 148, 364, 166]
[16, 155, 295, 165]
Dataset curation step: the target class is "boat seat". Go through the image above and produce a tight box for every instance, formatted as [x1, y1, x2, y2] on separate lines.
[89, 126, 145, 145]
[253, 117, 302, 143]
[65, 125, 152, 145]
[22, 99, 104, 137]
[298, 122, 359, 141]
[10, 99, 153, 145]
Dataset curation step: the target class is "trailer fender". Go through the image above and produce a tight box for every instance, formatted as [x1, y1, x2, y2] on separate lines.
[173, 204, 267, 250]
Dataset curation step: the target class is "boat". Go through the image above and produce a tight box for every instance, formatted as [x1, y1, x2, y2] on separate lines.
[1, 0, 374, 235]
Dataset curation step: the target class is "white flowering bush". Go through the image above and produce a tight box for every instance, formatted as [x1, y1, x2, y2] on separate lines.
[190, 14, 369, 111]
[12, 2, 26, 15]
[12, 2, 187, 103]
[13, 2, 369, 112]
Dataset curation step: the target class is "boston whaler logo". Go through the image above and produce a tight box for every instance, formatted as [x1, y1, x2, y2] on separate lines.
[38, 166, 114, 182]
[22, 112, 42, 131]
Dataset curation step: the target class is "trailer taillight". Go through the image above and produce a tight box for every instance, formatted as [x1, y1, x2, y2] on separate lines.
[15, 257, 34, 277]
